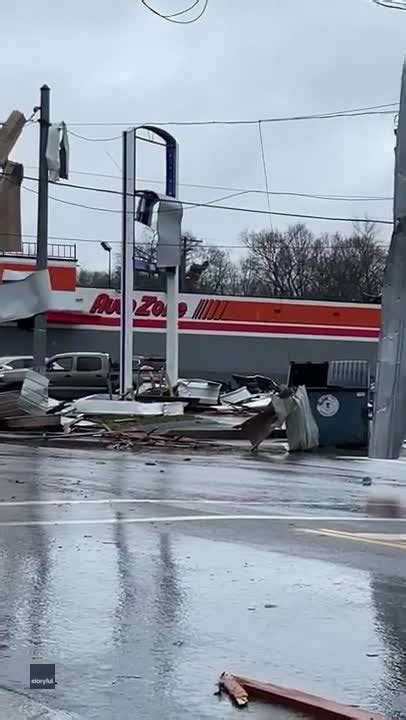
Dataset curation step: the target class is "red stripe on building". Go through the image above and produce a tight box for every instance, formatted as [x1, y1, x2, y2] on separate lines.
[47, 312, 379, 338]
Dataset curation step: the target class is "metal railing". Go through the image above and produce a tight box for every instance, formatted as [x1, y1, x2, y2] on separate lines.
[0, 242, 76, 261]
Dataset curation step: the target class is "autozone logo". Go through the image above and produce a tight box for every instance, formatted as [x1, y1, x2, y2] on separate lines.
[89, 293, 188, 318]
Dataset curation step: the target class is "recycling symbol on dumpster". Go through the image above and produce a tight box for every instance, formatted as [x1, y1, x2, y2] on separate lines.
[316, 393, 340, 418]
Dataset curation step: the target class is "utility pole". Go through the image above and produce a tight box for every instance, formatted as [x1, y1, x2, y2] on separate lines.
[32, 84, 50, 373]
[370, 61, 406, 458]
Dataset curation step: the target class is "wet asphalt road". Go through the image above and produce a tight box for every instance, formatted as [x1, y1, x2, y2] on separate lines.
[0, 444, 406, 719]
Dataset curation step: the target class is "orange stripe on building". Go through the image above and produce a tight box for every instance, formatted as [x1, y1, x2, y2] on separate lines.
[207, 299, 221, 320]
[213, 300, 229, 320]
[0, 263, 76, 291]
[219, 299, 380, 328]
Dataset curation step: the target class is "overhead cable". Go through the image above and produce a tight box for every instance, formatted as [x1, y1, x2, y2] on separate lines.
[141, 0, 208, 24]
[66, 102, 398, 128]
[20, 176, 392, 225]
[24, 166, 392, 203]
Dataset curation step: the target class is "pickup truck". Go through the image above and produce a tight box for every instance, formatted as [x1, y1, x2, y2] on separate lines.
[0, 352, 163, 400]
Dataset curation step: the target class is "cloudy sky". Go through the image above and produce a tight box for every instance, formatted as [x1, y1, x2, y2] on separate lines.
[5, 0, 406, 271]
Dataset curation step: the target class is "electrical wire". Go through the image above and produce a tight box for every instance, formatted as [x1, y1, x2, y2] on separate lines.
[258, 121, 272, 226]
[25, 166, 393, 203]
[0, 230, 391, 249]
[20, 176, 392, 225]
[66, 102, 398, 127]
[68, 129, 166, 146]
[68, 130, 121, 143]
[373, 0, 406, 8]
[23, 182, 250, 214]
[143, 0, 200, 18]
[141, 0, 208, 24]
[166, 0, 202, 17]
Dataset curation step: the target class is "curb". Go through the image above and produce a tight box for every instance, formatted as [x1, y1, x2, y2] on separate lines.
[234, 676, 386, 719]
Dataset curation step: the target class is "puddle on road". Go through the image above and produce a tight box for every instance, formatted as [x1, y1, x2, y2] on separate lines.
[0, 523, 394, 718]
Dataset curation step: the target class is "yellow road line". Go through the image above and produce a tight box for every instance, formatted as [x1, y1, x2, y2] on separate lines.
[300, 527, 406, 551]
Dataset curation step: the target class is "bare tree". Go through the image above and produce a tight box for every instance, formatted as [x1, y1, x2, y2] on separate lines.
[78, 222, 387, 302]
[190, 246, 240, 295]
[241, 221, 386, 301]
[241, 224, 325, 298]
[317, 222, 386, 301]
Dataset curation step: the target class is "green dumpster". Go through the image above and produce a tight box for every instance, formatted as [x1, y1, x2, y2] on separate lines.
[288, 360, 370, 449]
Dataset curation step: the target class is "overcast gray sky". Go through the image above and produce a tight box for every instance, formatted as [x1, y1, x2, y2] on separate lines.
[5, 0, 406, 271]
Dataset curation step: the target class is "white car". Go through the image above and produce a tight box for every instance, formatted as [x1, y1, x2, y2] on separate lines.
[0, 356, 34, 389]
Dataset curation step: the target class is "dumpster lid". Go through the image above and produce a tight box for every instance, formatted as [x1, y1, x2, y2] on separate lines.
[287, 362, 329, 388]
[327, 360, 370, 389]
[288, 360, 370, 389]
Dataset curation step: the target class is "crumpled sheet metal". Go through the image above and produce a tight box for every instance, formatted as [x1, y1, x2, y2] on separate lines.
[0, 269, 51, 322]
[273, 385, 319, 451]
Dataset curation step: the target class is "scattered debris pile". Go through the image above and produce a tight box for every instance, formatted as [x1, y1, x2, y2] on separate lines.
[0, 370, 319, 453]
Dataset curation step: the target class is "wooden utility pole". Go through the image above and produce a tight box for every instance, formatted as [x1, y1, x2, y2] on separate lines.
[32, 85, 50, 373]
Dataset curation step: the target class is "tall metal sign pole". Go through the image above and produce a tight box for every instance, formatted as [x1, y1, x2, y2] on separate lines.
[120, 128, 136, 396]
[370, 61, 406, 458]
[139, 126, 179, 386]
[32, 84, 50, 373]
[119, 126, 179, 395]
[145, 125, 182, 387]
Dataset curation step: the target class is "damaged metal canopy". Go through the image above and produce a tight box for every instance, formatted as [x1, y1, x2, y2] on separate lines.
[0, 270, 51, 323]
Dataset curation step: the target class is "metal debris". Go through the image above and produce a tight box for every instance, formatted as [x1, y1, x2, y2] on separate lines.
[177, 378, 222, 405]
[232, 674, 386, 719]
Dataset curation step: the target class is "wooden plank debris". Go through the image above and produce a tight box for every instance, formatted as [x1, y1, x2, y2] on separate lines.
[234, 675, 387, 719]
[218, 672, 248, 707]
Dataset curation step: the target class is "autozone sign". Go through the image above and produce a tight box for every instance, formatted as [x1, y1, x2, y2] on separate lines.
[89, 292, 188, 319]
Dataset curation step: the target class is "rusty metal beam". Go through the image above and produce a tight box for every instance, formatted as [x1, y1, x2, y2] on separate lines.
[234, 675, 386, 719]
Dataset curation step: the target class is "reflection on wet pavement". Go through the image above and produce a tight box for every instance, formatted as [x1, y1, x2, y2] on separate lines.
[0, 445, 405, 717]
[0, 527, 388, 718]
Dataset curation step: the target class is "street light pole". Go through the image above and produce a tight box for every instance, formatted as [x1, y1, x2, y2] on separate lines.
[32, 84, 50, 374]
[101, 241, 112, 288]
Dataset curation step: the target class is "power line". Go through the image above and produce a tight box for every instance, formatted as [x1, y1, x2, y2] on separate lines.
[21, 170, 394, 203]
[68, 129, 166, 146]
[141, 0, 209, 24]
[20, 175, 393, 225]
[373, 0, 406, 8]
[257, 121, 272, 226]
[159, 0, 201, 17]
[23, 182, 250, 216]
[0, 231, 391, 249]
[66, 102, 398, 127]
[25, 165, 392, 203]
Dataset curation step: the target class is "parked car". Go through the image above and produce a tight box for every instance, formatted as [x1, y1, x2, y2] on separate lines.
[0, 356, 34, 390]
[46, 352, 113, 400]
[0, 352, 110, 398]
[0, 352, 167, 400]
